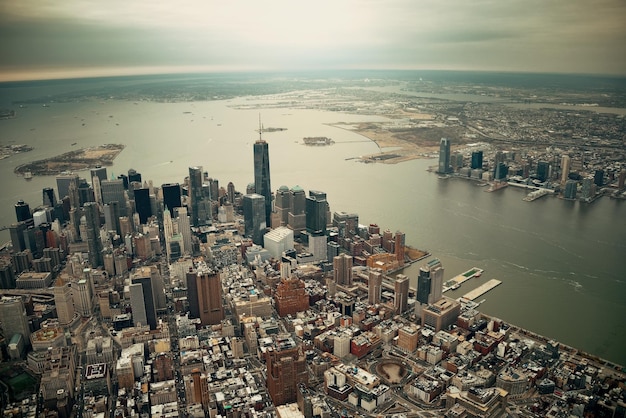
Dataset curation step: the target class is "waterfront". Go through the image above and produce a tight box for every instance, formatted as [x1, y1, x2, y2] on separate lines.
[0, 79, 624, 366]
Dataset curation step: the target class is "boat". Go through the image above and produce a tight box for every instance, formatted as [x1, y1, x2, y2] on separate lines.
[451, 283, 461, 290]
[24, 172, 33, 180]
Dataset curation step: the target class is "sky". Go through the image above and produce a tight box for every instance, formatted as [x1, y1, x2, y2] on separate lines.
[1, 0, 625, 81]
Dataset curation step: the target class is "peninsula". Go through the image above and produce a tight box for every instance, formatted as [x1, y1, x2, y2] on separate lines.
[14, 143, 125, 177]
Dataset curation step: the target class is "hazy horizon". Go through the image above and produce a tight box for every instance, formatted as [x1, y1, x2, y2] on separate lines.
[1, 0, 625, 82]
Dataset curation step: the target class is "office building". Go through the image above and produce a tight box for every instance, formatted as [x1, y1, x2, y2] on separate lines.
[421, 297, 461, 332]
[74, 278, 93, 317]
[288, 186, 306, 232]
[594, 169, 604, 187]
[133, 187, 152, 224]
[264, 226, 295, 259]
[127, 168, 141, 184]
[10, 222, 27, 252]
[564, 180, 578, 199]
[560, 155, 571, 184]
[103, 202, 121, 235]
[438, 138, 451, 174]
[253, 133, 272, 227]
[100, 178, 127, 216]
[161, 183, 182, 211]
[15, 199, 33, 226]
[83, 202, 103, 268]
[471, 150, 483, 170]
[188, 166, 210, 226]
[394, 274, 410, 313]
[42, 187, 56, 208]
[130, 273, 157, 330]
[265, 335, 308, 406]
[368, 268, 383, 305]
[306, 190, 329, 235]
[0, 296, 31, 343]
[394, 230, 406, 267]
[243, 193, 266, 245]
[54, 279, 75, 325]
[536, 161, 550, 182]
[56, 172, 79, 200]
[90, 166, 107, 183]
[333, 254, 353, 286]
[274, 185, 291, 227]
[186, 267, 224, 326]
[333, 211, 359, 238]
[275, 277, 309, 317]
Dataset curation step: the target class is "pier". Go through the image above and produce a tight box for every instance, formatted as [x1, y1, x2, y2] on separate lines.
[460, 279, 502, 301]
[443, 267, 484, 292]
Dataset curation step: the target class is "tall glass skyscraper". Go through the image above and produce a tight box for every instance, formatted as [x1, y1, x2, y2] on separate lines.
[253, 137, 272, 227]
[188, 166, 205, 227]
[438, 138, 451, 174]
[243, 193, 266, 245]
[84, 202, 103, 268]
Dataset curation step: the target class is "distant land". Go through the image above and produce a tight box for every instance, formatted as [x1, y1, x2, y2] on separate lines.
[14, 143, 125, 177]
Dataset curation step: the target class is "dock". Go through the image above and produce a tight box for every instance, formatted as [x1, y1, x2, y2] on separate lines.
[460, 279, 502, 301]
[443, 267, 484, 292]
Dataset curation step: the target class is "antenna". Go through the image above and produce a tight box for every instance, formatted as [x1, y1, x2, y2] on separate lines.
[258, 113, 263, 141]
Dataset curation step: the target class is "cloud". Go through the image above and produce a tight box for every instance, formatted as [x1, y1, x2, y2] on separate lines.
[0, 0, 625, 80]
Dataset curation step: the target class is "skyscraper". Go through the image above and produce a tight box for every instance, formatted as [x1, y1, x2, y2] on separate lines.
[186, 267, 224, 326]
[132, 187, 152, 224]
[130, 272, 158, 330]
[333, 254, 353, 286]
[43, 187, 57, 208]
[306, 190, 329, 235]
[15, 200, 32, 226]
[394, 274, 410, 313]
[73, 279, 93, 317]
[368, 268, 383, 305]
[243, 194, 266, 245]
[188, 166, 210, 227]
[53, 279, 75, 325]
[83, 202, 103, 268]
[161, 183, 182, 212]
[90, 166, 107, 183]
[471, 150, 483, 170]
[100, 179, 127, 216]
[0, 296, 31, 342]
[560, 155, 571, 184]
[56, 172, 79, 201]
[253, 131, 272, 227]
[438, 138, 451, 174]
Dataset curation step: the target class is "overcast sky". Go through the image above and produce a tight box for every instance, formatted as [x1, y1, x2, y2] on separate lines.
[1, 0, 625, 81]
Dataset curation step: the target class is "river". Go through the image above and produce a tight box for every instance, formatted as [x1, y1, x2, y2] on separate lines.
[0, 79, 624, 366]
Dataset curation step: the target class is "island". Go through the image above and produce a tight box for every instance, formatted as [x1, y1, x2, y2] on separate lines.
[14, 143, 125, 177]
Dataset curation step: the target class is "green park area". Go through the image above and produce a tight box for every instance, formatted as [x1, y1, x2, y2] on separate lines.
[0, 364, 38, 402]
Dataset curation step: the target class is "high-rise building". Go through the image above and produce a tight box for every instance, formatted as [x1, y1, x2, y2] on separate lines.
[275, 277, 309, 317]
[394, 231, 406, 267]
[186, 267, 224, 326]
[90, 166, 108, 183]
[265, 335, 308, 406]
[161, 183, 182, 212]
[174, 207, 192, 256]
[438, 138, 451, 174]
[0, 261, 16, 289]
[471, 150, 483, 170]
[564, 180, 578, 199]
[394, 274, 410, 313]
[103, 202, 121, 235]
[333, 254, 353, 286]
[594, 169, 604, 187]
[73, 278, 93, 317]
[42, 187, 57, 208]
[560, 155, 571, 184]
[536, 161, 550, 182]
[132, 187, 152, 224]
[54, 279, 75, 325]
[287, 186, 306, 232]
[227, 181, 236, 204]
[274, 185, 291, 227]
[130, 273, 157, 330]
[416, 258, 445, 316]
[127, 168, 141, 184]
[83, 202, 103, 268]
[243, 194, 266, 245]
[56, 172, 79, 201]
[368, 268, 383, 305]
[15, 200, 33, 226]
[0, 296, 31, 347]
[188, 166, 209, 227]
[9, 222, 27, 252]
[100, 179, 127, 216]
[306, 190, 329, 235]
[333, 211, 359, 239]
[253, 133, 272, 227]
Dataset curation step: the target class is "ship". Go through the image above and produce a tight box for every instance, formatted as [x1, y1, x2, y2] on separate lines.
[24, 172, 33, 180]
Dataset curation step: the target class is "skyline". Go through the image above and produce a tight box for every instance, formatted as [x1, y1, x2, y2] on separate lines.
[1, 0, 626, 82]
